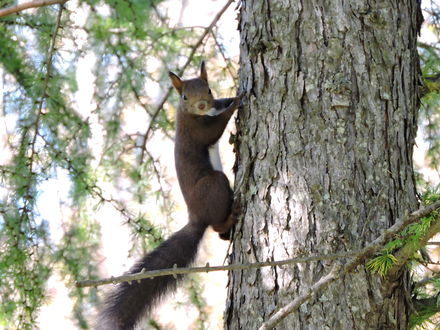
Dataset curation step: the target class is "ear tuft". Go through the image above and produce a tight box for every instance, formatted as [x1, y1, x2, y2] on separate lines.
[200, 61, 208, 82]
[169, 71, 183, 94]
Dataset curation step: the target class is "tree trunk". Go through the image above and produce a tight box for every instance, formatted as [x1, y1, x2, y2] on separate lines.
[226, 1, 422, 329]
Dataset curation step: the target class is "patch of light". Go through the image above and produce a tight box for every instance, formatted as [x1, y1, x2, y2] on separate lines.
[75, 52, 97, 118]
[37, 274, 76, 330]
[37, 168, 71, 244]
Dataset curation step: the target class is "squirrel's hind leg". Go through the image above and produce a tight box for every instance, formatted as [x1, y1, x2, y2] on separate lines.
[216, 200, 240, 240]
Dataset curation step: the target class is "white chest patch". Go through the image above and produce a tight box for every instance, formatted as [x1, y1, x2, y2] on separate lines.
[206, 106, 229, 171]
[208, 142, 223, 171]
[206, 107, 227, 116]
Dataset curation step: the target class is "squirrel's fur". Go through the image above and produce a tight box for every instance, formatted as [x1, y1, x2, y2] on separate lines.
[97, 62, 242, 329]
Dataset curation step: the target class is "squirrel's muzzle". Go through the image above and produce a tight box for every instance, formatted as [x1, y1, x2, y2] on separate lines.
[197, 101, 207, 110]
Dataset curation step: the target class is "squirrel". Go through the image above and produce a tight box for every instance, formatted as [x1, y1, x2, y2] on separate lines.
[97, 61, 243, 329]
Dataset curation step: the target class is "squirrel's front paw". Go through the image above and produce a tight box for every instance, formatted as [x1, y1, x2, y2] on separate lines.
[229, 92, 245, 111]
[236, 92, 245, 103]
[219, 228, 233, 241]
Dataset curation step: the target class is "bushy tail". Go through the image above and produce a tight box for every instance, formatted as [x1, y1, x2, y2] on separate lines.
[97, 222, 207, 330]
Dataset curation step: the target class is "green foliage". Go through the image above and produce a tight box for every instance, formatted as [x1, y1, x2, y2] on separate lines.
[54, 215, 101, 328]
[0, 0, 437, 328]
[127, 213, 164, 255]
[0, 0, 239, 327]
[185, 276, 209, 330]
[410, 303, 439, 329]
[410, 274, 440, 328]
[367, 194, 438, 278]
[418, 39, 440, 169]
[0, 212, 50, 329]
[367, 191, 440, 330]
[366, 254, 398, 277]
[366, 192, 440, 326]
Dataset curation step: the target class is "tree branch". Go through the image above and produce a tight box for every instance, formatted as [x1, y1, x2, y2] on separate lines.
[0, 0, 68, 18]
[410, 297, 440, 328]
[259, 200, 440, 329]
[413, 297, 440, 313]
[387, 211, 440, 280]
[76, 200, 440, 292]
[21, 2, 64, 221]
[75, 251, 358, 288]
[414, 271, 440, 288]
[74, 198, 440, 329]
[423, 73, 440, 92]
[258, 263, 343, 330]
[344, 200, 440, 273]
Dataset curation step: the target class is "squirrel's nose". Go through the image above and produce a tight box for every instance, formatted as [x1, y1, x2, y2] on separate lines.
[197, 102, 206, 110]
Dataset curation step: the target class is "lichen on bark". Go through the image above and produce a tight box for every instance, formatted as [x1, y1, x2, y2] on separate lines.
[226, 1, 422, 329]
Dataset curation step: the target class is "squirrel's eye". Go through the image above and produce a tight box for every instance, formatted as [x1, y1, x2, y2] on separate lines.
[208, 88, 212, 95]
[182, 94, 188, 101]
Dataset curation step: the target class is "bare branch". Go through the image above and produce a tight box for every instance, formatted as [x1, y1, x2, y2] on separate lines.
[344, 200, 440, 273]
[76, 200, 440, 292]
[259, 200, 440, 329]
[258, 262, 343, 330]
[75, 251, 358, 288]
[0, 0, 68, 18]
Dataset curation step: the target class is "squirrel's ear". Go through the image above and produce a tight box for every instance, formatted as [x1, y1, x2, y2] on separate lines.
[200, 61, 208, 82]
[169, 71, 183, 94]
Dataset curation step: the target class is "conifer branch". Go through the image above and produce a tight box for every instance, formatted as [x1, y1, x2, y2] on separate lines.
[20, 2, 64, 220]
[0, 0, 68, 18]
[387, 211, 440, 280]
[259, 200, 440, 330]
[423, 73, 440, 92]
[76, 200, 440, 292]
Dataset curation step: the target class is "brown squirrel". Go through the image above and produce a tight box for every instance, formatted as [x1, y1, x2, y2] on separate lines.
[97, 61, 242, 329]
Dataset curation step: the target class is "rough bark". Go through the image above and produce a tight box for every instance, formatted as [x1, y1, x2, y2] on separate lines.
[226, 1, 422, 329]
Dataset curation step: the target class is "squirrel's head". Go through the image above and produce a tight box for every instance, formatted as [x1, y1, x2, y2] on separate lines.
[169, 61, 215, 115]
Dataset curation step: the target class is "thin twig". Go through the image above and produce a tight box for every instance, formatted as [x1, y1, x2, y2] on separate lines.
[210, 29, 238, 88]
[21, 2, 65, 219]
[38, 132, 137, 224]
[30, 3, 64, 168]
[75, 251, 359, 288]
[76, 200, 440, 291]
[0, 0, 68, 18]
